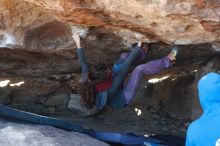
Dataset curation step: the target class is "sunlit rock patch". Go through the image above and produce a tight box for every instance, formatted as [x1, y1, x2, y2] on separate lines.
[0, 117, 109, 146]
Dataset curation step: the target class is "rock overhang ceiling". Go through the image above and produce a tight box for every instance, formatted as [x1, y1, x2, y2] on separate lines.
[0, 0, 219, 49]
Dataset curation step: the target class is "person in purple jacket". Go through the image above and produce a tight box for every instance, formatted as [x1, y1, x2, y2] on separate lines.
[69, 30, 178, 116]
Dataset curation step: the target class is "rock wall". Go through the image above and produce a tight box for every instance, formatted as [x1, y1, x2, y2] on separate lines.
[0, 42, 217, 137]
[0, 0, 55, 47]
[19, 0, 220, 44]
[0, 0, 220, 47]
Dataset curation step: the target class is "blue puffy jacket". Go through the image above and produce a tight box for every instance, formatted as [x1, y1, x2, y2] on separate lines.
[186, 72, 220, 146]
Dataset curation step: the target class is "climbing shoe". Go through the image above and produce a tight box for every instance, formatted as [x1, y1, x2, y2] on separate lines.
[168, 45, 179, 61]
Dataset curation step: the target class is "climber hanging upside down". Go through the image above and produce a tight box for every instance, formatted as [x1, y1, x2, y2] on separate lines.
[68, 30, 179, 116]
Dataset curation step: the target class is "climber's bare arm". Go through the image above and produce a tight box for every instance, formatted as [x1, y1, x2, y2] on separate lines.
[137, 41, 142, 48]
[72, 30, 81, 49]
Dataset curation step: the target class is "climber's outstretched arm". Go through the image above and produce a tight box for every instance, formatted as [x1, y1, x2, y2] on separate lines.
[72, 30, 89, 81]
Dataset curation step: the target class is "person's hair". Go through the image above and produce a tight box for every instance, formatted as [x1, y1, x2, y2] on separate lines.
[80, 63, 108, 109]
[80, 81, 96, 109]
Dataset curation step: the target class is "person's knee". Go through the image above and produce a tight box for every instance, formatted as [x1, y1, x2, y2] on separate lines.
[134, 65, 143, 72]
[130, 65, 144, 76]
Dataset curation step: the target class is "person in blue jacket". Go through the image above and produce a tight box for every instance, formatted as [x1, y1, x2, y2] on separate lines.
[186, 72, 220, 146]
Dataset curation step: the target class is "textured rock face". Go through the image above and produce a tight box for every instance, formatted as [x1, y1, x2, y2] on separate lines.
[0, 117, 109, 146]
[0, 0, 219, 46]
[0, 0, 55, 47]
[18, 0, 220, 44]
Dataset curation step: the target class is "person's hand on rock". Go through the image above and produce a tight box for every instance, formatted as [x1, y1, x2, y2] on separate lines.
[72, 30, 81, 48]
[138, 41, 142, 47]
